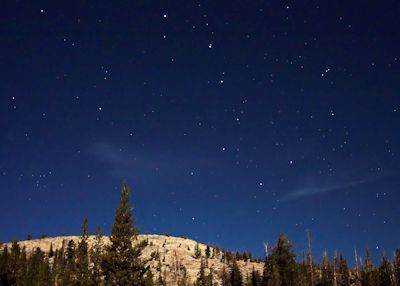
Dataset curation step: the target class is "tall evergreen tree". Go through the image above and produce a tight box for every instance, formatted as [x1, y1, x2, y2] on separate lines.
[221, 266, 230, 286]
[206, 267, 214, 286]
[271, 233, 298, 286]
[338, 255, 350, 286]
[90, 225, 104, 285]
[76, 217, 90, 285]
[262, 251, 272, 286]
[243, 252, 248, 262]
[268, 256, 282, 286]
[230, 259, 243, 286]
[61, 240, 77, 285]
[18, 246, 28, 285]
[295, 256, 308, 286]
[49, 243, 54, 258]
[365, 248, 373, 273]
[0, 245, 11, 285]
[250, 268, 262, 286]
[53, 240, 66, 284]
[195, 258, 213, 286]
[9, 241, 21, 284]
[378, 255, 392, 286]
[320, 250, 334, 286]
[194, 242, 202, 259]
[25, 247, 52, 285]
[393, 249, 400, 286]
[360, 248, 379, 286]
[102, 182, 148, 285]
[205, 246, 211, 259]
[41, 256, 53, 285]
[245, 273, 252, 286]
[197, 258, 208, 286]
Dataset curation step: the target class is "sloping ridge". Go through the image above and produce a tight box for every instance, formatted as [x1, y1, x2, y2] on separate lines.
[6, 234, 263, 285]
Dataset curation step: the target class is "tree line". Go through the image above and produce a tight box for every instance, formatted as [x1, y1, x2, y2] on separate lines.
[1, 182, 400, 285]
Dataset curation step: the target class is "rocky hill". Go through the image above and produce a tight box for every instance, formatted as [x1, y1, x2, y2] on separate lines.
[4, 234, 263, 285]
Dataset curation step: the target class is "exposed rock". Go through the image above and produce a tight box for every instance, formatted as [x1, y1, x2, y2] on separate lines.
[3, 234, 263, 285]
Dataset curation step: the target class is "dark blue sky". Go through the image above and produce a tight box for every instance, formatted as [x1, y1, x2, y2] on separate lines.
[1, 1, 399, 262]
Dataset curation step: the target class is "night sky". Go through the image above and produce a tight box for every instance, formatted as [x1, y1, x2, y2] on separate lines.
[1, 1, 400, 262]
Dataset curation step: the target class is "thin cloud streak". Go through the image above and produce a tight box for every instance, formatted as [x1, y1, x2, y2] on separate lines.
[281, 179, 367, 201]
[91, 142, 138, 178]
[90, 142, 220, 182]
[90, 142, 178, 180]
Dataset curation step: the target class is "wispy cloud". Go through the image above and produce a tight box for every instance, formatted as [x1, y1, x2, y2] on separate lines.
[281, 179, 368, 201]
[91, 142, 182, 180]
[90, 142, 217, 184]
[91, 142, 139, 178]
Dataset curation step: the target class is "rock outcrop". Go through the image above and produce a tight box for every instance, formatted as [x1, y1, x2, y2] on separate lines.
[4, 234, 263, 285]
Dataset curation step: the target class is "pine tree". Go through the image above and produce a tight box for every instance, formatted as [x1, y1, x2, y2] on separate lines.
[197, 258, 208, 286]
[221, 266, 230, 286]
[360, 248, 379, 286]
[230, 259, 243, 286]
[236, 252, 243, 261]
[268, 256, 282, 286]
[0, 245, 11, 285]
[365, 248, 373, 273]
[378, 255, 392, 286]
[9, 241, 21, 284]
[262, 251, 272, 286]
[271, 233, 297, 286]
[295, 256, 308, 286]
[53, 240, 66, 284]
[393, 249, 400, 286]
[61, 240, 77, 285]
[76, 217, 90, 285]
[49, 242, 54, 258]
[18, 246, 28, 285]
[41, 256, 53, 285]
[206, 267, 214, 286]
[205, 245, 211, 259]
[90, 225, 104, 285]
[102, 182, 148, 285]
[321, 250, 334, 286]
[243, 252, 248, 262]
[25, 247, 52, 285]
[249, 252, 253, 262]
[250, 268, 262, 286]
[194, 242, 202, 259]
[305, 230, 315, 286]
[225, 251, 233, 264]
[245, 273, 252, 286]
[338, 255, 350, 286]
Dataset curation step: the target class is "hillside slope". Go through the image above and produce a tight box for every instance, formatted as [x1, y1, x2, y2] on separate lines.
[5, 234, 264, 285]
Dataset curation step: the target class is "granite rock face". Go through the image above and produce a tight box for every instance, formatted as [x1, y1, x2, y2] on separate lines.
[4, 234, 263, 285]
